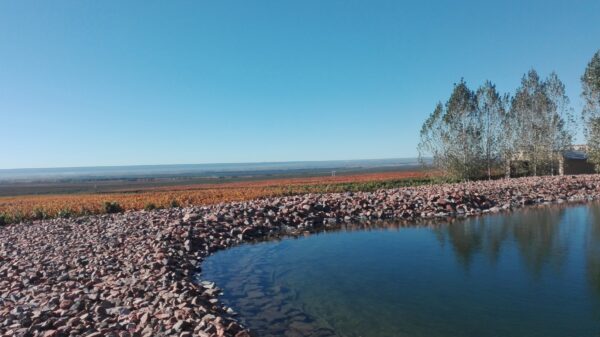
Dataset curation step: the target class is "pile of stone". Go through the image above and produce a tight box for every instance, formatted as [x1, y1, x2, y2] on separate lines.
[2, 175, 600, 337]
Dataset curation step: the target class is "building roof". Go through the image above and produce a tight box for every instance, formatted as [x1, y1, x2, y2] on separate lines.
[563, 150, 588, 160]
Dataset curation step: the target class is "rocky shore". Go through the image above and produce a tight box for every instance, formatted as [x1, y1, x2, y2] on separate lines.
[2, 175, 600, 337]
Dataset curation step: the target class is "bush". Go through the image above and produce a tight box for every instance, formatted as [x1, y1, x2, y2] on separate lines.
[0, 213, 7, 226]
[32, 207, 49, 220]
[144, 203, 157, 211]
[169, 199, 181, 208]
[11, 212, 24, 224]
[57, 208, 73, 218]
[103, 201, 123, 214]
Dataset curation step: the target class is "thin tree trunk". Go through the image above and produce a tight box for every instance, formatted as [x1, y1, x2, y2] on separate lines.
[532, 149, 537, 177]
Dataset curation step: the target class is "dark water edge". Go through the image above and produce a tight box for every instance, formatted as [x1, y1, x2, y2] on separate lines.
[199, 202, 600, 337]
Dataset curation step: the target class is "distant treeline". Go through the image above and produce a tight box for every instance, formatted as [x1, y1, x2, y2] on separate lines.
[418, 49, 600, 180]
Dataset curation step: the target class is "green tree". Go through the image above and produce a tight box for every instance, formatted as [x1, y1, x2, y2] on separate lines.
[510, 70, 573, 176]
[475, 81, 508, 179]
[510, 70, 548, 176]
[444, 79, 483, 179]
[499, 94, 516, 177]
[582, 50, 600, 171]
[544, 72, 575, 175]
[419, 80, 484, 180]
[418, 102, 446, 171]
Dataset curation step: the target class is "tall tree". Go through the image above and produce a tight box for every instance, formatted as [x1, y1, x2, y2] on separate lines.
[418, 103, 446, 172]
[475, 81, 508, 179]
[420, 71, 573, 179]
[498, 94, 515, 177]
[544, 72, 575, 175]
[510, 70, 547, 176]
[444, 79, 482, 180]
[419, 80, 483, 180]
[510, 70, 573, 176]
[582, 50, 600, 171]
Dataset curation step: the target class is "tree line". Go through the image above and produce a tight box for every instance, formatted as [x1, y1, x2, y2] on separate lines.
[418, 49, 600, 180]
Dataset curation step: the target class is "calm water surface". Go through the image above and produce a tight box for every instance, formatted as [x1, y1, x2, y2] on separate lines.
[201, 203, 600, 337]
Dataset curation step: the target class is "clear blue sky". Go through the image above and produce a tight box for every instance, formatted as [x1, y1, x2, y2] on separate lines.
[1, 1, 599, 169]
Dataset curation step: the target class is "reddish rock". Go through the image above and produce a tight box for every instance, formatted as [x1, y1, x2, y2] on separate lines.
[2, 175, 600, 336]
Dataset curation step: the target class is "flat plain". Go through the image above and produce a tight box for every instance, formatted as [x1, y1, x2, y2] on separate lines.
[0, 170, 431, 224]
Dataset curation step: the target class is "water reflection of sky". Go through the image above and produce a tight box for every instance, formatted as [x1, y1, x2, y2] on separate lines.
[201, 203, 600, 337]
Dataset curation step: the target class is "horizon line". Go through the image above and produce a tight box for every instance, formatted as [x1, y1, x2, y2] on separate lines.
[0, 156, 423, 172]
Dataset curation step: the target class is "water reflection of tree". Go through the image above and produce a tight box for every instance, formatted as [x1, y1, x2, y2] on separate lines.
[435, 216, 499, 270]
[444, 218, 483, 268]
[441, 216, 510, 268]
[436, 207, 567, 277]
[586, 206, 600, 296]
[512, 208, 567, 276]
[482, 215, 512, 265]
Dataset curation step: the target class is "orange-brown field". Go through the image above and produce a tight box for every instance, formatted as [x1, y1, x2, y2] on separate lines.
[0, 171, 434, 223]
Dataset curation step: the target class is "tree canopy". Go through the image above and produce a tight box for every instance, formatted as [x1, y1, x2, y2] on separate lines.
[582, 50, 600, 170]
[419, 70, 574, 180]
